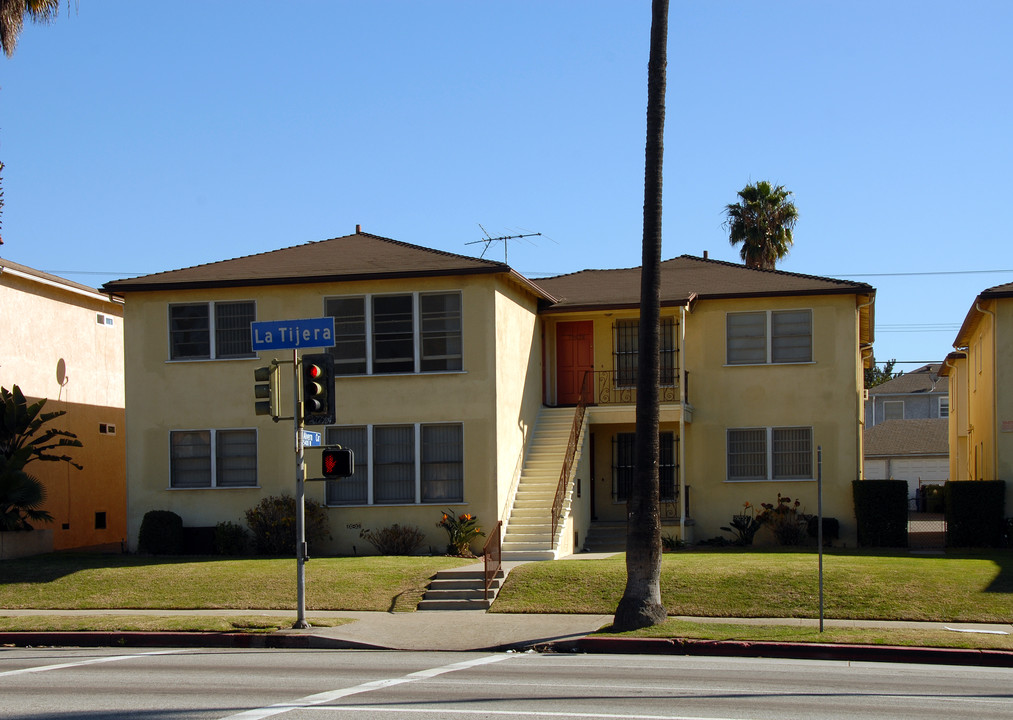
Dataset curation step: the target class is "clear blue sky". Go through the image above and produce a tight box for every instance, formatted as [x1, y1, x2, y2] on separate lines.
[2, 1, 1010, 368]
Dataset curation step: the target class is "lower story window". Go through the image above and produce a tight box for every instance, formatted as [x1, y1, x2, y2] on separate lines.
[325, 422, 463, 505]
[612, 432, 676, 502]
[727, 426, 812, 481]
[169, 429, 257, 488]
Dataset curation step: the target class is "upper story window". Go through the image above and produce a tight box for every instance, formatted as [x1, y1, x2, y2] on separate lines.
[883, 400, 904, 421]
[613, 317, 676, 387]
[168, 301, 256, 360]
[325, 292, 462, 376]
[726, 309, 812, 365]
[939, 397, 950, 418]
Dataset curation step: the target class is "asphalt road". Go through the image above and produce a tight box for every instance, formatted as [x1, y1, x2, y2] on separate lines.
[2, 647, 1011, 720]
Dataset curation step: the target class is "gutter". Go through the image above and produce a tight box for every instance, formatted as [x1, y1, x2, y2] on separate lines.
[1, 264, 123, 305]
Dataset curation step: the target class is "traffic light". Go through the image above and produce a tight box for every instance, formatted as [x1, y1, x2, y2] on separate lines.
[254, 362, 281, 421]
[321, 446, 354, 478]
[301, 353, 335, 425]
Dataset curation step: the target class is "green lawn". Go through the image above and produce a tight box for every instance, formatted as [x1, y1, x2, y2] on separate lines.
[0, 553, 474, 612]
[492, 549, 1013, 623]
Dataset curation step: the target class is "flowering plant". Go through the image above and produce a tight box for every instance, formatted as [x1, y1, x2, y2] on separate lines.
[437, 509, 485, 556]
[755, 493, 812, 545]
[721, 502, 763, 545]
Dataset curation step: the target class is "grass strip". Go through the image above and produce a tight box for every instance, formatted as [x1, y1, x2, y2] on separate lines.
[0, 615, 352, 634]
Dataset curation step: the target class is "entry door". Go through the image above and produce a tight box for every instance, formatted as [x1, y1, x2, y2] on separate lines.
[556, 321, 593, 405]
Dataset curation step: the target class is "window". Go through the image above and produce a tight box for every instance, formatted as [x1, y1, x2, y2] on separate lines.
[883, 401, 904, 421]
[612, 432, 676, 502]
[726, 309, 812, 365]
[99, 423, 117, 435]
[613, 318, 676, 387]
[169, 429, 257, 488]
[939, 397, 950, 418]
[727, 427, 813, 481]
[323, 423, 464, 505]
[326, 292, 462, 375]
[94, 512, 107, 530]
[168, 301, 255, 360]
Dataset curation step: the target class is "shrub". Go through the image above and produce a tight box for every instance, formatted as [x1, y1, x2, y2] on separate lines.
[137, 510, 184, 555]
[359, 523, 426, 555]
[721, 503, 763, 545]
[853, 480, 907, 547]
[756, 494, 811, 546]
[922, 484, 945, 513]
[214, 520, 250, 555]
[244, 495, 330, 555]
[806, 516, 839, 546]
[437, 509, 485, 556]
[946, 481, 1006, 547]
[181, 526, 215, 555]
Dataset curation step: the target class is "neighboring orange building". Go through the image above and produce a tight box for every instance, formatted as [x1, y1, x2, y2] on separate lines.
[1, 258, 126, 551]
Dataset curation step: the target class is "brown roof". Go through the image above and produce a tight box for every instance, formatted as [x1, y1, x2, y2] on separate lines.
[863, 419, 949, 457]
[1, 256, 108, 297]
[533, 255, 875, 313]
[868, 364, 946, 396]
[102, 232, 551, 298]
[953, 280, 1013, 348]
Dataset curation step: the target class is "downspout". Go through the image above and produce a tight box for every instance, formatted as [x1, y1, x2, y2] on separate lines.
[944, 355, 962, 481]
[678, 303, 688, 539]
[976, 302, 997, 480]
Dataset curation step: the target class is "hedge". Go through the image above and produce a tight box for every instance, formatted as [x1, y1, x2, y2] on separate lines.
[852, 480, 908, 547]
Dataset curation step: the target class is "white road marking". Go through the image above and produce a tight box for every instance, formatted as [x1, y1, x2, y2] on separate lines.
[0, 649, 190, 678]
[304, 707, 754, 719]
[223, 653, 515, 720]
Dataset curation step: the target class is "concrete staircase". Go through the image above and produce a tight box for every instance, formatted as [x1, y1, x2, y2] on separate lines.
[418, 566, 505, 610]
[582, 522, 627, 553]
[501, 406, 585, 561]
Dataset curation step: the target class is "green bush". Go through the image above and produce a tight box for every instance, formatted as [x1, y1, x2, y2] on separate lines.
[214, 520, 250, 555]
[946, 481, 1006, 547]
[359, 523, 426, 555]
[853, 480, 907, 547]
[807, 516, 840, 546]
[244, 495, 330, 555]
[137, 510, 184, 555]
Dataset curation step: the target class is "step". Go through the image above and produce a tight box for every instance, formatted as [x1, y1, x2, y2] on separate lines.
[427, 578, 502, 591]
[417, 598, 492, 611]
[501, 550, 557, 562]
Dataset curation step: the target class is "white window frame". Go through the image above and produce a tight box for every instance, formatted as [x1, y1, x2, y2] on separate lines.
[324, 422, 464, 506]
[168, 428, 258, 489]
[325, 291, 463, 376]
[726, 426, 814, 482]
[938, 396, 950, 418]
[726, 309, 813, 365]
[167, 300, 257, 361]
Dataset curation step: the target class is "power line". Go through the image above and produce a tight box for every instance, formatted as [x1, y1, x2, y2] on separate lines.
[837, 269, 1013, 278]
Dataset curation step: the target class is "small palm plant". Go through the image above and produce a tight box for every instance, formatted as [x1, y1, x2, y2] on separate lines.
[0, 385, 82, 531]
[437, 509, 484, 556]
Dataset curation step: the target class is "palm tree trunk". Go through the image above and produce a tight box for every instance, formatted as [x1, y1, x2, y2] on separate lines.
[613, 0, 669, 632]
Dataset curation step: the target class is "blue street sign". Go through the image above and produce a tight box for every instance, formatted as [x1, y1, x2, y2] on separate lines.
[302, 430, 322, 448]
[251, 317, 335, 351]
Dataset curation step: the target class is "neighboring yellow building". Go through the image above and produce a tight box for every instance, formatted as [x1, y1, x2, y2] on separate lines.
[1, 258, 126, 551]
[104, 232, 874, 555]
[942, 282, 1013, 515]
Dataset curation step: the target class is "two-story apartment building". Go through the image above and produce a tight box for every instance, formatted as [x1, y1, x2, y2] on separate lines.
[1, 258, 126, 551]
[103, 231, 875, 555]
[942, 282, 1013, 516]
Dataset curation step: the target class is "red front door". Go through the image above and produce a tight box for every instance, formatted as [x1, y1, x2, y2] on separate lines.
[556, 321, 593, 405]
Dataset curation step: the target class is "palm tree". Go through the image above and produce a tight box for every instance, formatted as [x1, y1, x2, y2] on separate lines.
[0, 384, 81, 531]
[724, 181, 799, 270]
[613, 0, 669, 632]
[1, 0, 59, 57]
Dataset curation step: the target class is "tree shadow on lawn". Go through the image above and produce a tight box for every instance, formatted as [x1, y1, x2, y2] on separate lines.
[1, 552, 234, 584]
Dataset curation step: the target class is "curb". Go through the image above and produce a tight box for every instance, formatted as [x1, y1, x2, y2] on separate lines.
[543, 636, 1013, 668]
[0, 632, 380, 650]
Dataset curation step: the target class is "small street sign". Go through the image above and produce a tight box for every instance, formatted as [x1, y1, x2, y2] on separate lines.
[302, 430, 322, 447]
[251, 317, 335, 351]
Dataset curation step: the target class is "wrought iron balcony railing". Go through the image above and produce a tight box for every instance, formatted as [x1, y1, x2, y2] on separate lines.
[589, 369, 684, 406]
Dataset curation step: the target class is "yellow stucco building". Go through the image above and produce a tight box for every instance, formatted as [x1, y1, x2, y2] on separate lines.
[104, 232, 874, 555]
[942, 282, 1013, 515]
[1, 259, 126, 552]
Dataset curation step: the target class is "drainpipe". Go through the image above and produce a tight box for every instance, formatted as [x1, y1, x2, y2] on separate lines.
[975, 302, 998, 480]
[944, 355, 962, 481]
[678, 304, 687, 539]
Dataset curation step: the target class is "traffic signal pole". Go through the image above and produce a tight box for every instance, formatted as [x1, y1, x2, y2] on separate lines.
[293, 348, 309, 629]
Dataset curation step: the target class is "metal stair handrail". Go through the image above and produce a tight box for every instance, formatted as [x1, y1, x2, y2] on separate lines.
[552, 371, 591, 543]
[483, 521, 502, 601]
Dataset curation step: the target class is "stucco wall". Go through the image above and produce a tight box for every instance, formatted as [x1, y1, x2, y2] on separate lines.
[0, 271, 126, 550]
[122, 273, 538, 554]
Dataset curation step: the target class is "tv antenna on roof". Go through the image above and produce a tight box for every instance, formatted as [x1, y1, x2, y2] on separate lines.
[466, 224, 541, 265]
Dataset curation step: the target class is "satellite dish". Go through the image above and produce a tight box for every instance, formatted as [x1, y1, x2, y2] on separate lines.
[56, 358, 68, 386]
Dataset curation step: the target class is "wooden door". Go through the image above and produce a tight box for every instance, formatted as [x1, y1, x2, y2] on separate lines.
[556, 321, 593, 405]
